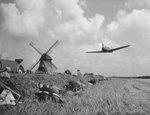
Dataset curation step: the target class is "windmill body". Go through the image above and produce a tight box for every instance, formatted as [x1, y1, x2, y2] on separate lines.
[29, 40, 59, 74]
[38, 54, 56, 74]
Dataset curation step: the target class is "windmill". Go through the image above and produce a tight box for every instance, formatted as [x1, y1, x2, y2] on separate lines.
[28, 40, 60, 74]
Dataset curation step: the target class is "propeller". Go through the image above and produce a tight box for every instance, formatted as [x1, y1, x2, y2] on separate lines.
[101, 39, 105, 48]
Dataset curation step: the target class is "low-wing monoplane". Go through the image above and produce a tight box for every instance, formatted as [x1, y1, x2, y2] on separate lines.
[86, 43, 130, 53]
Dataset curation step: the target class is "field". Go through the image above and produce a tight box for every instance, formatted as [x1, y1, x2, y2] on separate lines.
[1, 74, 150, 115]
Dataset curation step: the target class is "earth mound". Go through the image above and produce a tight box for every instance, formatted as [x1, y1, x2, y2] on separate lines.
[1, 74, 150, 115]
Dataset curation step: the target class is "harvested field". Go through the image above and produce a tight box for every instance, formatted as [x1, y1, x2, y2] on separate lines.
[1, 74, 150, 115]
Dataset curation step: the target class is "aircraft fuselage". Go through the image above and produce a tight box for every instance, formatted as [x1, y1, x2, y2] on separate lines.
[101, 47, 113, 53]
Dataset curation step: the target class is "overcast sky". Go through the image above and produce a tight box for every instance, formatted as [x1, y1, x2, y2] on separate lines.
[0, 0, 150, 76]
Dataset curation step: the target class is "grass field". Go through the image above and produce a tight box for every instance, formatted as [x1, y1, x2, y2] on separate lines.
[1, 74, 150, 115]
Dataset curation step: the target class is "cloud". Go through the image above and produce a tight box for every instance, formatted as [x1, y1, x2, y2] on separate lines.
[1, 0, 150, 76]
[105, 9, 150, 75]
[107, 9, 150, 46]
[0, 0, 46, 36]
[78, 0, 87, 7]
[46, 0, 105, 73]
[125, 0, 150, 9]
[0, 0, 106, 74]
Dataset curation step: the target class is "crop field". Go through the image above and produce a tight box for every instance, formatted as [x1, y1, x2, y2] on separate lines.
[1, 74, 150, 115]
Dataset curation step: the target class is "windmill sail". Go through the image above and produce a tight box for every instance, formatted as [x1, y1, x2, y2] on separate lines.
[28, 59, 41, 71]
[43, 61, 57, 74]
[45, 40, 60, 54]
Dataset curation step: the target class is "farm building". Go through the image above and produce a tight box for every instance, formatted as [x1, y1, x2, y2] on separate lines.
[0, 59, 24, 74]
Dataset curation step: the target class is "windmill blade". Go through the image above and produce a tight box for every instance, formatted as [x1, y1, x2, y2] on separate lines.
[51, 62, 58, 70]
[30, 42, 43, 55]
[45, 40, 60, 54]
[28, 59, 40, 71]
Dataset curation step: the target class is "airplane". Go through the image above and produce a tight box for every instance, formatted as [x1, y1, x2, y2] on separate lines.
[86, 43, 130, 53]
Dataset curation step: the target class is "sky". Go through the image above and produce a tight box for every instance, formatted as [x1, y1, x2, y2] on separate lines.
[0, 0, 150, 76]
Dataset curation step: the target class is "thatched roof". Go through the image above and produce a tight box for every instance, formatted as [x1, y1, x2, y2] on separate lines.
[1, 59, 19, 72]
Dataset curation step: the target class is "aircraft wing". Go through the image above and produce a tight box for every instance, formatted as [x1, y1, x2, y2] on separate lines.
[86, 51, 105, 53]
[109, 45, 130, 52]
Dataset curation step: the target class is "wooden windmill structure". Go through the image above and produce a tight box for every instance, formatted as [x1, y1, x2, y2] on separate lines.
[28, 40, 60, 74]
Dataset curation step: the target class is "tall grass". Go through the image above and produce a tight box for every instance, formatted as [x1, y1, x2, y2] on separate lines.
[1, 74, 150, 115]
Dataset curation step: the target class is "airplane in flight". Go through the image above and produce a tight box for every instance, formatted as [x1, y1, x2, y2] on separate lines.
[86, 43, 130, 53]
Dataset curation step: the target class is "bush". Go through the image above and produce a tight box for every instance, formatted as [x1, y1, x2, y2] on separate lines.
[64, 70, 72, 75]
